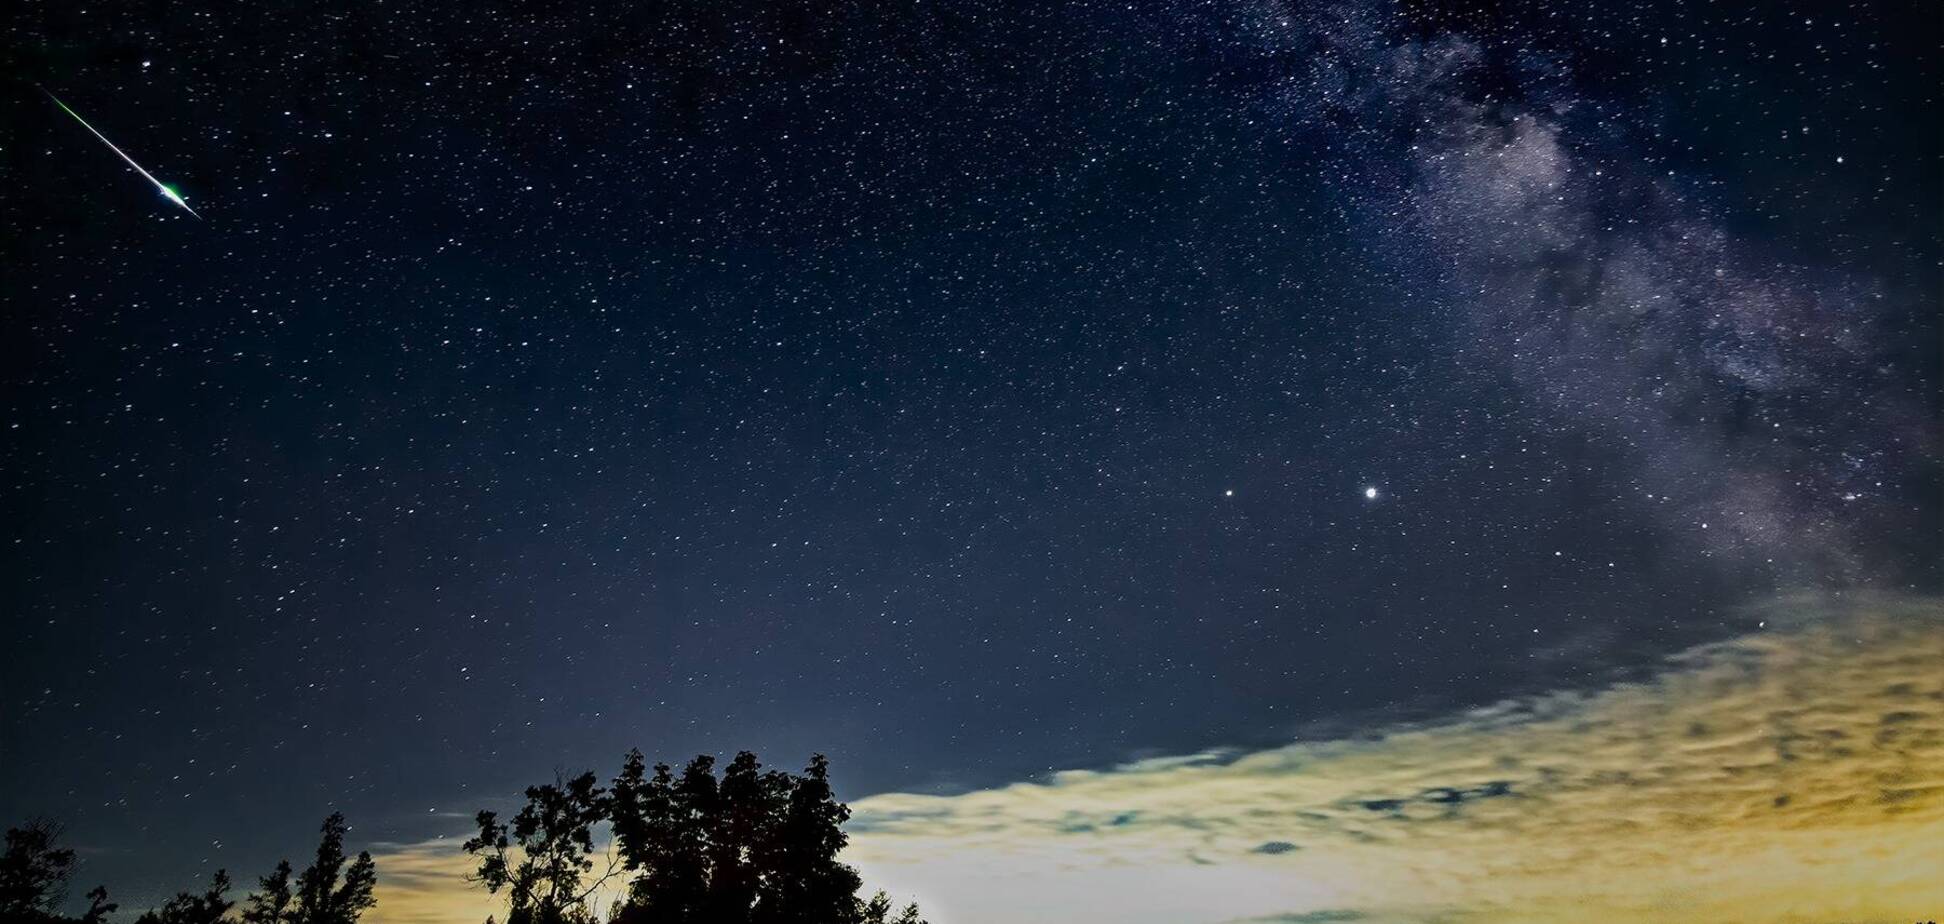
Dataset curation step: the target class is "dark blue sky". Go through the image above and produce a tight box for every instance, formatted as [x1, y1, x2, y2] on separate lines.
[3, 0, 1936, 912]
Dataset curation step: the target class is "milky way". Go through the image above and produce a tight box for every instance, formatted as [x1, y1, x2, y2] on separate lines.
[1206, 3, 1938, 573]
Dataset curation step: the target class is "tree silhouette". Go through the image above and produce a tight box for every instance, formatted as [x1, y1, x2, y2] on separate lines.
[240, 861, 295, 924]
[463, 772, 618, 924]
[860, 892, 926, 924]
[480, 751, 923, 924]
[0, 821, 77, 920]
[290, 814, 377, 924]
[760, 755, 864, 924]
[76, 888, 114, 924]
[1, 817, 373, 924]
[133, 870, 233, 924]
[705, 752, 786, 923]
[609, 755, 704, 922]
[0, 821, 114, 924]
[10, 748, 925, 924]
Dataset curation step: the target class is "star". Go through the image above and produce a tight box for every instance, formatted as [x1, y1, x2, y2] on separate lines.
[1363, 486, 1379, 500]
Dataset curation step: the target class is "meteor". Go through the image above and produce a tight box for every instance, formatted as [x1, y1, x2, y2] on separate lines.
[43, 88, 203, 219]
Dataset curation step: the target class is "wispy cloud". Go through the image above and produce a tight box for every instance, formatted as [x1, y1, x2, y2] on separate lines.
[364, 838, 499, 924]
[844, 594, 1944, 923]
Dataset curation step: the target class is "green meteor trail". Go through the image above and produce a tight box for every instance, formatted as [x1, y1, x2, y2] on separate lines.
[44, 88, 203, 219]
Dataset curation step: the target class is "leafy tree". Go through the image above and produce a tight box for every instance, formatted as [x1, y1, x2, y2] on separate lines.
[133, 870, 233, 924]
[610, 756, 703, 923]
[498, 750, 920, 924]
[240, 860, 295, 924]
[758, 755, 864, 924]
[704, 752, 786, 923]
[291, 814, 377, 924]
[463, 772, 615, 924]
[671, 757, 723, 916]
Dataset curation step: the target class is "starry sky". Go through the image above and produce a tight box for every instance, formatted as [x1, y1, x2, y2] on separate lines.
[2, 1, 1939, 921]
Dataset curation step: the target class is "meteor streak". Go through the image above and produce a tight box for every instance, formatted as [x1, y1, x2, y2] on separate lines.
[43, 88, 203, 219]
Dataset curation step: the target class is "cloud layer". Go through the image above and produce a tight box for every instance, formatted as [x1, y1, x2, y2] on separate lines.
[363, 595, 1943, 924]
[844, 594, 1943, 923]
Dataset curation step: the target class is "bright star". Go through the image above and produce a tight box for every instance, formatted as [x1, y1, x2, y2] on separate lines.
[1364, 486, 1379, 500]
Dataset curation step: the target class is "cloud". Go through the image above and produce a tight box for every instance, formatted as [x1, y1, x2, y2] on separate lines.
[365, 836, 634, 924]
[844, 594, 1944, 923]
[360, 595, 1942, 924]
[1228, 912, 1366, 924]
[364, 838, 499, 924]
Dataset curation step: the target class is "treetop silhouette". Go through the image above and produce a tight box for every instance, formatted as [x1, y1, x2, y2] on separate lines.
[6, 749, 918, 924]
[0, 815, 374, 924]
[0, 820, 113, 924]
[467, 751, 924, 924]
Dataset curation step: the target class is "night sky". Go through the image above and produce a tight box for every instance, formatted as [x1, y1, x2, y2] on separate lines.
[2, 0, 1938, 919]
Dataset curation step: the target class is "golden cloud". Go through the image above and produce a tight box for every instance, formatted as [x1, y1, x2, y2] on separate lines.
[844, 593, 1944, 923]
[365, 837, 499, 924]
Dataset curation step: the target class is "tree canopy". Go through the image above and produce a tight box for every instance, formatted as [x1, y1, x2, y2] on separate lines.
[466, 751, 924, 924]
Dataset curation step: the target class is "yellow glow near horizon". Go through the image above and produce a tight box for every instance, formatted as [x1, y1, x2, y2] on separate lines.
[367, 594, 1944, 924]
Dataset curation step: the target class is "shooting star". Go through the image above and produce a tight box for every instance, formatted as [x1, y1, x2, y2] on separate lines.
[43, 88, 203, 219]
